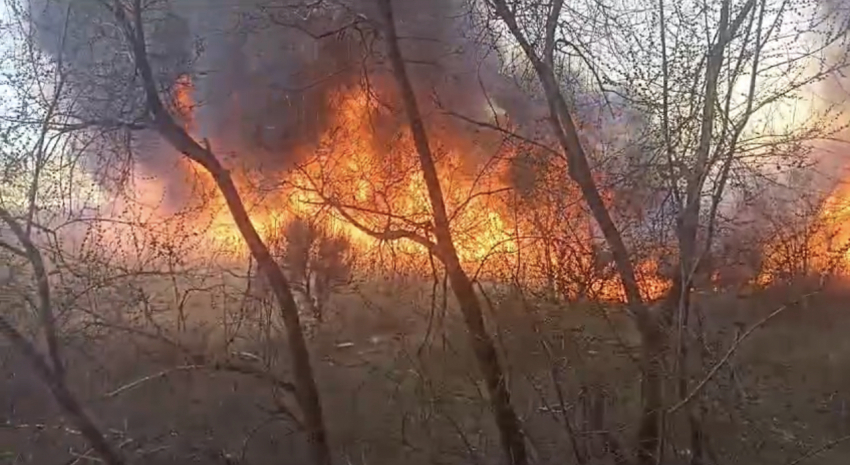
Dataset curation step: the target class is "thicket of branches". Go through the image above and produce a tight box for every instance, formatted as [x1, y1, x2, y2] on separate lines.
[2, 0, 850, 464]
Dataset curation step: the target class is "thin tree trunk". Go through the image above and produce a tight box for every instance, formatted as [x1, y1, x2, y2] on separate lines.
[0, 315, 126, 465]
[376, 1, 528, 463]
[213, 173, 331, 465]
[670, 3, 751, 462]
[488, 2, 665, 462]
[110, 2, 332, 463]
[0, 199, 125, 465]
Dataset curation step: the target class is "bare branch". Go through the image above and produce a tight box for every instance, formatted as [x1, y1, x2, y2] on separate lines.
[0, 314, 126, 465]
[786, 434, 850, 465]
[669, 292, 817, 414]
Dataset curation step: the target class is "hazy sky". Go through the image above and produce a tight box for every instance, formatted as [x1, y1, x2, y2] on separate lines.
[0, 1, 14, 115]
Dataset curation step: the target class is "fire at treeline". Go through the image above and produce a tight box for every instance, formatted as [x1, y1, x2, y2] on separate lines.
[5, 1, 850, 465]
[23, 0, 850, 303]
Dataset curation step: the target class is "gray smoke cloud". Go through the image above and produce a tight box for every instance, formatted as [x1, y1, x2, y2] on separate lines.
[771, 0, 850, 197]
[27, 0, 529, 208]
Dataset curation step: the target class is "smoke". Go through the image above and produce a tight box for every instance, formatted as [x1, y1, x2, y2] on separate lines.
[770, 0, 850, 199]
[720, 0, 850, 267]
[26, 0, 527, 209]
[176, 0, 523, 167]
[800, 0, 850, 182]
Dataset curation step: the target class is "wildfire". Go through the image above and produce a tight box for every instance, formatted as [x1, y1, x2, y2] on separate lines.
[756, 180, 850, 285]
[148, 77, 672, 303]
[820, 183, 850, 264]
[603, 259, 672, 303]
[173, 74, 195, 131]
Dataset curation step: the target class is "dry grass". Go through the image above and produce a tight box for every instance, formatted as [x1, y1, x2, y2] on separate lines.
[2, 275, 850, 464]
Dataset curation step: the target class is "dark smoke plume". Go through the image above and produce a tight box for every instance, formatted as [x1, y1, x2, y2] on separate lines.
[28, 0, 528, 208]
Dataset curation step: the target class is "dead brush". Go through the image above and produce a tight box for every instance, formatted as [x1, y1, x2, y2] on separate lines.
[246, 217, 354, 338]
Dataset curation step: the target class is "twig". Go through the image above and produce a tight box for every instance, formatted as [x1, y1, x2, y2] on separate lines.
[239, 415, 295, 463]
[103, 361, 298, 400]
[441, 109, 560, 156]
[541, 339, 587, 465]
[103, 365, 203, 398]
[669, 293, 815, 414]
[786, 434, 850, 465]
[67, 448, 102, 464]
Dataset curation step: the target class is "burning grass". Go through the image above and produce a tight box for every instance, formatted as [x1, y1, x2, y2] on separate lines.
[757, 180, 850, 285]
[134, 82, 675, 303]
[106, 76, 850, 306]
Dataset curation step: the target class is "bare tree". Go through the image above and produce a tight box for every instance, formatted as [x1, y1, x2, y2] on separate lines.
[267, 0, 539, 462]
[0, 5, 126, 461]
[480, 0, 850, 462]
[7, 0, 334, 463]
[370, 1, 529, 463]
[0, 222, 127, 465]
[481, 1, 662, 461]
[108, 2, 332, 463]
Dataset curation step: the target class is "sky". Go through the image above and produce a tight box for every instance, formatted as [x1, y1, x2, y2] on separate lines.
[0, 1, 15, 114]
[0, 0, 106, 213]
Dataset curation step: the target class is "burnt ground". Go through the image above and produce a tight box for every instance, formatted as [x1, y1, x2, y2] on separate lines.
[2, 281, 850, 464]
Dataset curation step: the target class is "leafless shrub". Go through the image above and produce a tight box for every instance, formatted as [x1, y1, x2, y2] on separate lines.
[248, 217, 354, 332]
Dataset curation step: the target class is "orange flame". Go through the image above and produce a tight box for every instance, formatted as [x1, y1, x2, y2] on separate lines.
[756, 181, 850, 285]
[154, 82, 671, 303]
[174, 74, 195, 131]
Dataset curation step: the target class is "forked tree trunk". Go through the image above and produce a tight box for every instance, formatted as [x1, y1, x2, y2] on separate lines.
[210, 174, 331, 465]
[488, 1, 665, 462]
[669, 2, 756, 462]
[0, 204, 126, 464]
[110, 2, 332, 464]
[0, 316, 126, 465]
[376, 1, 529, 463]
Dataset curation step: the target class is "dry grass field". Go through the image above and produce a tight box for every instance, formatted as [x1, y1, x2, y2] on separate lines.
[3, 273, 850, 465]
